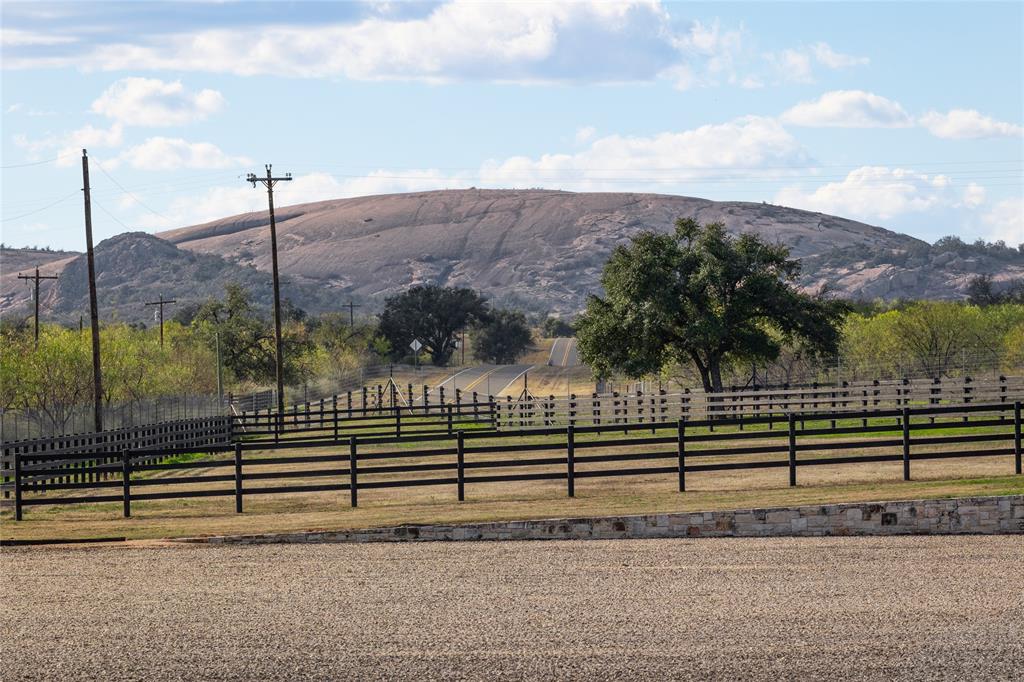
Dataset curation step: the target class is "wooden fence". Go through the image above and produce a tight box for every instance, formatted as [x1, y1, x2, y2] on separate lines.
[5, 375, 1020, 498]
[1, 416, 231, 499]
[9, 401, 1023, 521]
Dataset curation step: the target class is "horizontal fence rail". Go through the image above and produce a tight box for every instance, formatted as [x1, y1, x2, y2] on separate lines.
[1, 416, 232, 499]
[227, 376, 1023, 442]
[8, 401, 1023, 521]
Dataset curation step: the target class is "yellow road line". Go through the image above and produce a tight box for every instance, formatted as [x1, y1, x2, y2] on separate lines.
[561, 338, 572, 367]
[463, 367, 500, 393]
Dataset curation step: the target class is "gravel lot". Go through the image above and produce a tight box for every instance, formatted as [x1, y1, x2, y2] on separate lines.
[3, 536, 1022, 681]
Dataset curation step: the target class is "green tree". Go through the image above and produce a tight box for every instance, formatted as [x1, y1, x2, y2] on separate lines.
[379, 285, 490, 366]
[472, 309, 535, 364]
[192, 283, 316, 385]
[541, 316, 574, 338]
[576, 218, 847, 392]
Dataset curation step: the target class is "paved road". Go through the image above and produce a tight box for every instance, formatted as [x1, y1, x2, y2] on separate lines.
[4, 536, 1021, 681]
[414, 364, 534, 401]
[548, 337, 580, 366]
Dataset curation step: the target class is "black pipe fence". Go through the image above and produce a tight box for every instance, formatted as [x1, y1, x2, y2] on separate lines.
[8, 401, 1022, 521]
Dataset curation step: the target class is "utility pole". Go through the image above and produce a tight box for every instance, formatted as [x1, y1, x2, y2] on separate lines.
[144, 294, 176, 348]
[346, 300, 362, 328]
[247, 165, 292, 417]
[82, 149, 104, 432]
[215, 331, 223, 404]
[17, 266, 58, 348]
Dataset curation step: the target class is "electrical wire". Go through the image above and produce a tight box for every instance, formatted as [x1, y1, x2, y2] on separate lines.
[0, 189, 80, 222]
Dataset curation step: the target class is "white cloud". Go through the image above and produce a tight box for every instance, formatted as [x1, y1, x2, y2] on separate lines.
[1, 28, 76, 46]
[962, 183, 987, 209]
[919, 109, 1023, 139]
[575, 126, 597, 144]
[666, 19, 749, 89]
[139, 116, 810, 228]
[810, 42, 869, 68]
[763, 42, 867, 84]
[781, 90, 913, 128]
[15, 122, 124, 166]
[47, 2, 679, 84]
[765, 48, 813, 84]
[774, 166, 957, 221]
[478, 116, 811, 189]
[107, 137, 250, 170]
[91, 77, 226, 126]
[982, 197, 1024, 245]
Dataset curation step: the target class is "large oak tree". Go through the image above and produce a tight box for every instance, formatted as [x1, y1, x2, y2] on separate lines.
[379, 285, 490, 366]
[576, 218, 847, 392]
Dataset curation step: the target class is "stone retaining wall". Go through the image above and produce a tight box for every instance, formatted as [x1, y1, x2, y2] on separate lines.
[195, 495, 1024, 544]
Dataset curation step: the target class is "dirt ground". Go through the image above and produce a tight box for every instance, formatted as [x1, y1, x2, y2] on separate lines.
[2, 536, 1021, 681]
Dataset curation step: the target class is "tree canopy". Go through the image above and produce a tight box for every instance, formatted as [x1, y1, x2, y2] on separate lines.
[378, 285, 490, 365]
[472, 309, 534, 364]
[576, 218, 847, 392]
[191, 283, 315, 385]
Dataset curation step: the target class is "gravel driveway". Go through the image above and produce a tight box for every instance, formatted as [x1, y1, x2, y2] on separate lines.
[3, 536, 1022, 680]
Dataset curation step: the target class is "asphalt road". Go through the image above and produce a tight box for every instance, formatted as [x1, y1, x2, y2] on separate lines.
[3, 536, 1021, 681]
[416, 364, 534, 400]
[548, 337, 580, 366]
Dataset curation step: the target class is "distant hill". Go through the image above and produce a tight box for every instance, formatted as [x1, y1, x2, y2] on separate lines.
[3, 189, 1022, 323]
[0, 233, 336, 324]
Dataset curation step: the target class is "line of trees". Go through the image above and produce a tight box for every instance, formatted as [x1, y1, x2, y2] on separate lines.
[576, 218, 1024, 390]
[2, 281, 541, 432]
[7, 218, 1024, 435]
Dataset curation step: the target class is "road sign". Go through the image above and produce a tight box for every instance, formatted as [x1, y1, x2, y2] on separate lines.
[410, 339, 422, 352]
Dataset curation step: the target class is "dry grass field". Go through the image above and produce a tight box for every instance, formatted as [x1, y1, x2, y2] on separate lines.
[3, 416, 1022, 542]
[2, 536, 1022, 680]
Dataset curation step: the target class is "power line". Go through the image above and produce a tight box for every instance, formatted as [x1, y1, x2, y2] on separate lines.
[90, 158, 173, 224]
[0, 150, 81, 169]
[0, 189, 80, 222]
[92, 198, 135, 232]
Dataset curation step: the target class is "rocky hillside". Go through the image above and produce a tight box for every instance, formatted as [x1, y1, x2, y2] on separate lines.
[3, 189, 1022, 322]
[158, 189, 1022, 311]
[0, 233, 336, 324]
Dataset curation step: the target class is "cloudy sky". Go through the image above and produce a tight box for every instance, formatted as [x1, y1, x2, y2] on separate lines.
[2, 1, 1022, 251]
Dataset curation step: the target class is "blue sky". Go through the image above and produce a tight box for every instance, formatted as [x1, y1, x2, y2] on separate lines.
[2, 1, 1022, 252]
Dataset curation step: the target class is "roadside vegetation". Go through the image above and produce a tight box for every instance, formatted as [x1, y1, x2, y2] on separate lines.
[5, 219, 1024, 435]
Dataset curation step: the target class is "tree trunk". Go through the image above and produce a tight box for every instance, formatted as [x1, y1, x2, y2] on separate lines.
[708, 358, 724, 393]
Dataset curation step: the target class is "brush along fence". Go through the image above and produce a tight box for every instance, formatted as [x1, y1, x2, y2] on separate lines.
[8, 401, 1022, 520]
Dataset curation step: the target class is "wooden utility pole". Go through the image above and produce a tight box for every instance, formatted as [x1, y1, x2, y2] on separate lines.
[144, 294, 176, 348]
[82, 149, 104, 432]
[247, 165, 292, 417]
[17, 266, 58, 348]
[346, 300, 362, 327]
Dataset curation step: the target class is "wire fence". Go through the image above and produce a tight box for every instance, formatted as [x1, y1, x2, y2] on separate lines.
[1, 394, 226, 443]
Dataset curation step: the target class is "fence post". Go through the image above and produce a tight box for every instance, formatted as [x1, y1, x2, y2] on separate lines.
[787, 414, 797, 487]
[566, 424, 575, 498]
[349, 436, 358, 508]
[457, 430, 465, 502]
[395, 405, 402, 439]
[1014, 401, 1021, 475]
[122, 448, 132, 518]
[234, 443, 243, 513]
[677, 417, 686, 493]
[333, 396, 339, 441]
[447, 404, 453, 435]
[902, 407, 911, 481]
[13, 450, 22, 520]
